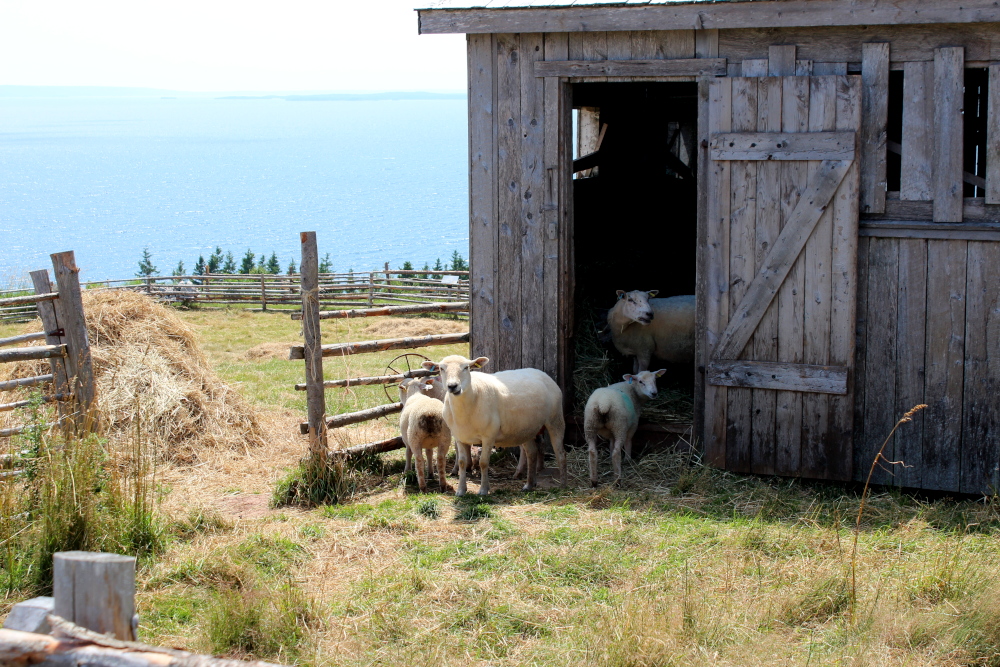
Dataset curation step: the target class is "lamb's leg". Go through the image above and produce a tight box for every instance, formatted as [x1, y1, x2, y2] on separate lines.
[403, 438, 412, 475]
[624, 424, 638, 460]
[456, 442, 471, 496]
[522, 441, 538, 492]
[611, 430, 627, 485]
[436, 441, 453, 493]
[546, 412, 568, 488]
[478, 438, 495, 496]
[415, 445, 428, 493]
[585, 424, 600, 487]
[424, 448, 435, 482]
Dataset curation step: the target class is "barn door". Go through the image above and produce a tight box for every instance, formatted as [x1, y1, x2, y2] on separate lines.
[702, 75, 862, 481]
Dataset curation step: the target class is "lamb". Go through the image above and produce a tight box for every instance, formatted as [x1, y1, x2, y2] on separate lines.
[423, 355, 566, 496]
[584, 369, 666, 486]
[607, 290, 695, 372]
[399, 375, 453, 493]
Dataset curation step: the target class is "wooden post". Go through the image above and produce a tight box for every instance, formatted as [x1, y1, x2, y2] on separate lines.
[28, 271, 69, 418]
[144, 277, 151, 294]
[53, 552, 136, 641]
[260, 273, 267, 311]
[300, 232, 328, 464]
[49, 252, 97, 430]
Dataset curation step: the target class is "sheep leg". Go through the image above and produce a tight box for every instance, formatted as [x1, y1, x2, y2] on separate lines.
[585, 426, 600, 488]
[403, 439, 413, 475]
[624, 424, 638, 460]
[455, 442, 471, 496]
[513, 446, 526, 479]
[424, 448, 435, 482]
[415, 444, 428, 493]
[634, 350, 651, 373]
[436, 441, 453, 493]
[478, 439, 495, 496]
[522, 441, 538, 492]
[611, 432, 627, 485]
[546, 413, 568, 488]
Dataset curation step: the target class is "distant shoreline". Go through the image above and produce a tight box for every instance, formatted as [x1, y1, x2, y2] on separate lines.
[0, 85, 465, 101]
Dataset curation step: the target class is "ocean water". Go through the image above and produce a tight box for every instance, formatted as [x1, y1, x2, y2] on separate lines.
[0, 96, 469, 283]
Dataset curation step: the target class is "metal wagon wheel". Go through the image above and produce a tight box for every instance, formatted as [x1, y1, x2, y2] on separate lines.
[382, 352, 433, 403]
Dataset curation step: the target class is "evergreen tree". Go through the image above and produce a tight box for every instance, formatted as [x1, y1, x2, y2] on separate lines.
[257, 253, 266, 270]
[266, 252, 281, 274]
[287, 259, 297, 274]
[432, 257, 443, 280]
[401, 261, 413, 271]
[221, 251, 237, 274]
[207, 246, 223, 274]
[420, 263, 430, 280]
[239, 250, 255, 274]
[193, 255, 206, 276]
[136, 247, 158, 277]
[171, 260, 185, 282]
[318, 253, 333, 273]
[450, 251, 468, 272]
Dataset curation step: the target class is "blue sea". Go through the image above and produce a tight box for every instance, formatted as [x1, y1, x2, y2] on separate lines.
[0, 94, 469, 283]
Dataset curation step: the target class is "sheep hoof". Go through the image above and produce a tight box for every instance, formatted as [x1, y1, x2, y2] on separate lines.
[521, 483, 534, 492]
[439, 483, 454, 493]
[591, 480, 599, 488]
[477, 488, 490, 496]
[455, 488, 466, 497]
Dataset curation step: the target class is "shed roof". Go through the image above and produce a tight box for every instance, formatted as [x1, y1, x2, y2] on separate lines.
[417, 0, 1000, 34]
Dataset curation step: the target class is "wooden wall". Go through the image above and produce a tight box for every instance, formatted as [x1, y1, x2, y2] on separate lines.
[467, 23, 1000, 493]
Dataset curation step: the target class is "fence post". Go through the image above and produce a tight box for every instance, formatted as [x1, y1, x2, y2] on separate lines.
[50, 251, 97, 431]
[28, 270, 69, 417]
[53, 552, 136, 641]
[300, 233, 328, 465]
[260, 273, 267, 311]
[144, 277, 151, 294]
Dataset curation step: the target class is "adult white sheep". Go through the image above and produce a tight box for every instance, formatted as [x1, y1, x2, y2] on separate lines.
[584, 369, 665, 486]
[607, 290, 695, 372]
[422, 355, 566, 496]
[399, 375, 453, 493]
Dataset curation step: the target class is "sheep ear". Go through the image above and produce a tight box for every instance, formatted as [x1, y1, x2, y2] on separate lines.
[654, 369, 667, 378]
[421, 361, 438, 372]
[623, 374, 634, 384]
[616, 290, 626, 300]
[647, 290, 659, 298]
[471, 356, 489, 369]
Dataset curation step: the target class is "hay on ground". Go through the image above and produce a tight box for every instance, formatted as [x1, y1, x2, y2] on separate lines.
[0, 291, 266, 463]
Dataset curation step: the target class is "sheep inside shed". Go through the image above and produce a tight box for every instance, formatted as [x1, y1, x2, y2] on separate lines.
[423, 355, 566, 496]
[399, 375, 453, 493]
[606, 290, 695, 373]
[584, 369, 665, 486]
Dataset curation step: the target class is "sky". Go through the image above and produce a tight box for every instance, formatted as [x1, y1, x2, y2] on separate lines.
[0, 0, 467, 93]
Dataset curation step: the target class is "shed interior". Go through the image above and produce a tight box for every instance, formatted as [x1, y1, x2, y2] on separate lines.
[570, 82, 698, 423]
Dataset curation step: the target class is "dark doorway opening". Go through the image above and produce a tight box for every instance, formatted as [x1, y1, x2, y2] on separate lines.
[570, 82, 699, 425]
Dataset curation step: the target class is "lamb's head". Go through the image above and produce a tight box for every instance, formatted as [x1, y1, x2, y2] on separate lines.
[400, 376, 444, 404]
[612, 289, 659, 326]
[623, 369, 666, 400]
[422, 355, 488, 397]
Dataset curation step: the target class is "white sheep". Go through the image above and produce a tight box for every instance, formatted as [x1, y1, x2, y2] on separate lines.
[607, 290, 695, 372]
[423, 355, 566, 496]
[399, 375, 453, 493]
[584, 369, 665, 486]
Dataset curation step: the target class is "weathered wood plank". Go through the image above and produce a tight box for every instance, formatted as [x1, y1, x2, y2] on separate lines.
[860, 220, 1000, 241]
[54, 552, 136, 640]
[418, 2, 1000, 35]
[694, 77, 710, 452]
[294, 369, 434, 392]
[333, 436, 406, 458]
[894, 238, 927, 489]
[714, 159, 851, 361]
[534, 58, 727, 78]
[300, 403, 404, 434]
[741, 59, 768, 77]
[922, 239, 967, 491]
[520, 33, 546, 371]
[750, 75, 782, 476]
[961, 241, 1000, 493]
[0, 374, 53, 393]
[813, 62, 848, 76]
[0, 292, 57, 308]
[299, 232, 328, 462]
[768, 45, 797, 77]
[710, 131, 855, 161]
[542, 32, 568, 382]
[709, 360, 848, 394]
[826, 73, 862, 482]
[0, 394, 67, 413]
[695, 29, 719, 58]
[49, 251, 96, 430]
[468, 33, 498, 363]
[291, 302, 468, 321]
[497, 33, 523, 371]
[774, 75, 808, 477]
[933, 47, 965, 222]
[604, 31, 632, 83]
[852, 236, 870, 484]
[703, 77, 732, 468]
[860, 43, 889, 215]
[569, 30, 607, 83]
[0, 331, 47, 348]
[725, 76, 758, 474]
[800, 74, 837, 480]
[900, 61, 934, 201]
[0, 345, 66, 363]
[289, 332, 470, 360]
[860, 237, 899, 485]
[988, 65, 1000, 205]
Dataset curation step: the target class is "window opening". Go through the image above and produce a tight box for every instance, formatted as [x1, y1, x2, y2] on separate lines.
[964, 68, 989, 198]
[886, 70, 904, 194]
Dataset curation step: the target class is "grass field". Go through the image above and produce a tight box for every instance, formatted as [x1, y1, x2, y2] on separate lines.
[2, 306, 999, 666]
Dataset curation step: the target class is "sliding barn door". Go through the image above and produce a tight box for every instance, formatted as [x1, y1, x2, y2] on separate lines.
[702, 75, 862, 481]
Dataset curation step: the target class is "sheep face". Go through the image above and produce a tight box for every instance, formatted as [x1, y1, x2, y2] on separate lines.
[423, 355, 488, 397]
[399, 375, 446, 404]
[614, 289, 659, 325]
[622, 369, 667, 400]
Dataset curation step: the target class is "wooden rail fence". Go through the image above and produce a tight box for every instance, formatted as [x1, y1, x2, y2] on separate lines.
[293, 232, 470, 461]
[0, 252, 97, 469]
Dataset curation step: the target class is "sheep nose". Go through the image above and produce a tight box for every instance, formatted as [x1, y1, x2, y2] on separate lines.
[448, 384, 461, 395]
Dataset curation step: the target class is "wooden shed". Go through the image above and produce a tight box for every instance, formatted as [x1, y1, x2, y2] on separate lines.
[417, 0, 1000, 494]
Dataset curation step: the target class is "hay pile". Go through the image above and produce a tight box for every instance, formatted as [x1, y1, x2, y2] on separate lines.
[0, 291, 266, 462]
